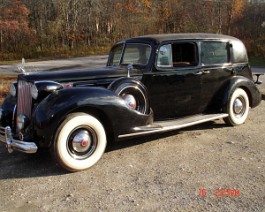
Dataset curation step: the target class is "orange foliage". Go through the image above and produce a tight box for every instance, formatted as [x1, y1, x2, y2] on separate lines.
[119, 2, 140, 13]
[115, 0, 153, 14]
[0, 0, 33, 51]
[232, 0, 245, 18]
[0, 0, 30, 31]
[139, 0, 152, 9]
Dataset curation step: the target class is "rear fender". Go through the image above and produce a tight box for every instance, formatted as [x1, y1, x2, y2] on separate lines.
[222, 76, 261, 110]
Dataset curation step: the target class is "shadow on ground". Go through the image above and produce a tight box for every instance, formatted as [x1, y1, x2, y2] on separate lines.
[0, 121, 230, 180]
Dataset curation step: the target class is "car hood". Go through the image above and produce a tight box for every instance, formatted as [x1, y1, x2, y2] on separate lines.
[18, 66, 143, 83]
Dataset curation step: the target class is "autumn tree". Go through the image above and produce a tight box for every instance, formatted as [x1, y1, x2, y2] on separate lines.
[0, 0, 264, 60]
[23, 0, 57, 50]
[0, 0, 33, 52]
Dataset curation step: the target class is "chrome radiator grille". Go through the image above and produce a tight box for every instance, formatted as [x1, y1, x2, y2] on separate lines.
[17, 80, 32, 119]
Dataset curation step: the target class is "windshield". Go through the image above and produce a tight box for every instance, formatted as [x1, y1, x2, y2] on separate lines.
[109, 43, 151, 66]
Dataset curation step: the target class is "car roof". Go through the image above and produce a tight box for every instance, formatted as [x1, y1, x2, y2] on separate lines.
[125, 33, 239, 44]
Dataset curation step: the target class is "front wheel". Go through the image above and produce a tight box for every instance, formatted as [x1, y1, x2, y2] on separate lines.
[224, 88, 250, 126]
[53, 113, 107, 171]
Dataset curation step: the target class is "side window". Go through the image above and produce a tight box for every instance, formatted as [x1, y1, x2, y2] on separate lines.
[157, 44, 173, 67]
[157, 43, 198, 68]
[201, 42, 228, 65]
[172, 43, 198, 67]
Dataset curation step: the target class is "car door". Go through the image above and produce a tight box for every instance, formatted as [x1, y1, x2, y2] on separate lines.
[199, 41, 233, 112]
[143, 41, 203, 120]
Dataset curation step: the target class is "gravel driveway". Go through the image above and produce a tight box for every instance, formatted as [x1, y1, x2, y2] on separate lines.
[0, 57, 264, 211]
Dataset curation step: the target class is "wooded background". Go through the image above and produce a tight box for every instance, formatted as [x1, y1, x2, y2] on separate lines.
[0, 0, 264, 61]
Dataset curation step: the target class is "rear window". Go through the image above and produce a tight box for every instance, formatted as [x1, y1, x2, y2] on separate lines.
[201, 42, 229, 65]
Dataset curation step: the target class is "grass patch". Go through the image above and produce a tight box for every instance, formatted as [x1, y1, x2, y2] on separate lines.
[0, 60, 22, 65]
[0, 74, 17, 105]
[249, 56, 265, 67]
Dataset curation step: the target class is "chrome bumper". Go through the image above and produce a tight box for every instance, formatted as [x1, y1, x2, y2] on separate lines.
[0, 126, 37, 154]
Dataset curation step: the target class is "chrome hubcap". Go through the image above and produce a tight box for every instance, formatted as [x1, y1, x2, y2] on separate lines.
[233, 97, 245, 115]
[123, 94, 137, 110]
[68, 127, 97, 159]
[72, 130, 92, 153]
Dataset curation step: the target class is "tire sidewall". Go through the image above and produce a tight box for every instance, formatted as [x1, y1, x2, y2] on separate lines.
[227, 88, 249, 126]
[54, 113, 106, 171]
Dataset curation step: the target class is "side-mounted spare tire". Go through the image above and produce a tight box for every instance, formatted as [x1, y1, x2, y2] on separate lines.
[108, 78, 150, 115]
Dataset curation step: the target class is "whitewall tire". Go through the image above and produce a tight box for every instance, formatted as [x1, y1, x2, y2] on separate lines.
[224, 88, 250, 126]
[54, 113, 107, 171]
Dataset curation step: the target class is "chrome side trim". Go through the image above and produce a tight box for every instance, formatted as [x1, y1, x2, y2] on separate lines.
[0, 126, 37, 154]
[118, 113, 229, 139]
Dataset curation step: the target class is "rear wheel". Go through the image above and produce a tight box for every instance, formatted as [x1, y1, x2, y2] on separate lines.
[224, 88, 249, 126]
[53, 113, 107, 171]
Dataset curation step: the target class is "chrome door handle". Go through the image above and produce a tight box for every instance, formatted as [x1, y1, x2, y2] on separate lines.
[202, 70, 210, 74]
[224, 67, 235, 74]
[195, 70, 210, 75]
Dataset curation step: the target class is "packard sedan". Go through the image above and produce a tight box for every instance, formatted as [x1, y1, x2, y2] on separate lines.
[0, 33, 261, 171]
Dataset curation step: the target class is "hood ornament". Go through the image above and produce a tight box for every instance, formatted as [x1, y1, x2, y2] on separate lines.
[17, 58, 26, 73]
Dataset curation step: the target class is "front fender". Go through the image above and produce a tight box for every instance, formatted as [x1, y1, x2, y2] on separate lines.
[1, 95, 16, 127]
[222, 76, 261, 109]
[32, 87, 153, 147]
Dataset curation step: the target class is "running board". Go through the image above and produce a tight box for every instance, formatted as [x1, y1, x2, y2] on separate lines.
[118, 113, 228, 139]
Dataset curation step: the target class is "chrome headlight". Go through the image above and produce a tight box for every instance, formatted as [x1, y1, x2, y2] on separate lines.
[31, 84, 38, 100]
[31, 81, 63, 100]
[17, 113, 29, 131]
[10, 83, 16, 97]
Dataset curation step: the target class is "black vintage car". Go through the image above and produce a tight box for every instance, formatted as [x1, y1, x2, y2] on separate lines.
[0, 33, 261, 171]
